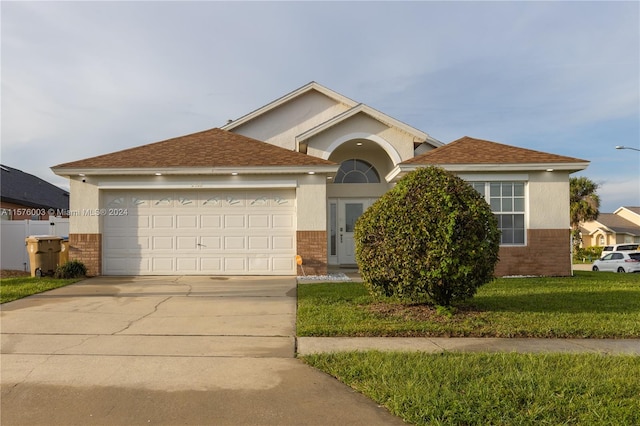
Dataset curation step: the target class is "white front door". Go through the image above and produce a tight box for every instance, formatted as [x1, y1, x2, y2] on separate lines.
[337, 199, 371, 265]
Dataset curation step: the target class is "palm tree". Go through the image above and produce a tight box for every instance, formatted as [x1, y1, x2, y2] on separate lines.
[570, 176, 600, 250]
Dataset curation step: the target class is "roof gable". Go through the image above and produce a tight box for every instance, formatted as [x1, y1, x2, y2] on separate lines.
[296, 103, 442, 148]
[222, 82, 358, 131]
[589, 213, 640, 236]
[1, 164, 69, 209]
[403, 136, 589, 166]
[51, 128, 336, 173]
[614, 206, 640, 218]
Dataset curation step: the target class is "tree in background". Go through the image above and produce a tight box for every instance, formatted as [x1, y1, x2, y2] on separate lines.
[570, 176, 600, 251]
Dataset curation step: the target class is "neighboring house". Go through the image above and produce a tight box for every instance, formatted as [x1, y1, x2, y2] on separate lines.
[51, 82, 589, 277]
[580, 207, 640, 247]
[1, 164, 69, 220]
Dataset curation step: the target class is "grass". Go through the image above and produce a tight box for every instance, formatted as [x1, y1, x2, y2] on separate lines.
[302, 351, 640, 425]
[1, 275, 83, 303]
[297, 271, 640, 338]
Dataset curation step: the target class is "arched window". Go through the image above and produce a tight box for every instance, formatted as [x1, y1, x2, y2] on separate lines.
[334, 159, 380, 184]
[598, 235, 605, 246]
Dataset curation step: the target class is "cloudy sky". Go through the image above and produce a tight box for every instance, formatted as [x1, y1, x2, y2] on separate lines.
[2, 1, 638, 212]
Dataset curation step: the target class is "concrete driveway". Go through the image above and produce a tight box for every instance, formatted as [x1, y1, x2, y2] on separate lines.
[1, 276, 403, 426]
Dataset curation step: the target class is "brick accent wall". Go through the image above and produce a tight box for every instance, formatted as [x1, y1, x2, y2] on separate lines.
[494, 229, 571, 277]
[69, 233, 102, 276]
[296, 231, 327, 276]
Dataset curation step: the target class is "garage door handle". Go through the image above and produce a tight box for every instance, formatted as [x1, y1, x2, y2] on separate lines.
[197, 243, 206, 247]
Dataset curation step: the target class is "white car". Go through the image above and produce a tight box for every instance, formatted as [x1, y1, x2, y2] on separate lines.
[592, 251, 640, 273]
[600, 243, 639, 258]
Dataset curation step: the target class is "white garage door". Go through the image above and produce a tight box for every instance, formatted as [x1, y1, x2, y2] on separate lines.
[102, 189, 296, 275]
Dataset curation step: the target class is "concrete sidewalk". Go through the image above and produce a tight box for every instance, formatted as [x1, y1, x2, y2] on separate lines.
[1, 276, 404, 426]
[297, 336, 640, 355]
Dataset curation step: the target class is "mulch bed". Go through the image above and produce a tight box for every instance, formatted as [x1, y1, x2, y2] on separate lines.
[368, 302, 483, 323]
[1, 270, 31, 278]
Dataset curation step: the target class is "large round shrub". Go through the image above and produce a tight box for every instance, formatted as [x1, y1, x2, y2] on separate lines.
[354, 166, 500, 306]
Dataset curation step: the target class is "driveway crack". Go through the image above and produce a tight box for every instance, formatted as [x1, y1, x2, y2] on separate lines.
[52, 334, 101, 354]
[113, 296, 172, 335]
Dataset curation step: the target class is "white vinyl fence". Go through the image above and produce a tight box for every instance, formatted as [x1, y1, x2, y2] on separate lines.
[1, 217, 70, 271]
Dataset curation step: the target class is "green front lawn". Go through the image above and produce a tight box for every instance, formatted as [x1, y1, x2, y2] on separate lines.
[1, 276, 83, 303]
[297, 271, 640, 338]
[302, 351, 640, 425]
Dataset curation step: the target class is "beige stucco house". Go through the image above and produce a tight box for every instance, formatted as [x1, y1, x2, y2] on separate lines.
[580, 207, 640, 247]
[52, 82, 589, 277]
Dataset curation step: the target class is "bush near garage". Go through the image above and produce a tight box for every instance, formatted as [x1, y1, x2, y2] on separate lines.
[354, 166, 500, 306]
[54, 260, 87, 279]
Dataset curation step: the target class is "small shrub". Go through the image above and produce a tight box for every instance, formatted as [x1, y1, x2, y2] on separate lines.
[355, 166, 500, 306]
[574, 246, 603, 262]
[54, 260, 87, 279]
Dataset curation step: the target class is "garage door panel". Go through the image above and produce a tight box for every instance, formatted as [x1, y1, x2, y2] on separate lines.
[177, 258, 198, 272]
[104, 257, 148, 275]
[224, 258, 246, 272]
[200, 257, 222, 272]
[131, 237, 150, 250]
[249, 257, 269, 272]
[248, 236, 270, 250]
[137, 215, 151, 228]
[104, 236, 128, 250]
[224, 236, 246, 250]
[103, 189, 296, 275]
[248, 214, 270, 228]
[153, 215, 174, 228]
[224, 196, 246, 207]
[200, 236, 221, 250]
[225, 215, 245, 228]
[177, 236, 198, 250]
[152, 236, 174, 250]
[201, 215, 222, 228]
[152, 258, 174, 271]
[152, 194, 174, 207]
[177, 215, 198, 228]
[273, 236, 295, 250]
[273, 214, 294, 228]
[272, 257, 295, 272]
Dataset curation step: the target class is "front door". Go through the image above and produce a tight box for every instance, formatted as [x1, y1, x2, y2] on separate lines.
[337, 199, 370, 265]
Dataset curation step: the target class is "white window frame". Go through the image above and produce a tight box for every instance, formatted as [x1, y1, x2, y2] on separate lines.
[466, 177, 527, 246]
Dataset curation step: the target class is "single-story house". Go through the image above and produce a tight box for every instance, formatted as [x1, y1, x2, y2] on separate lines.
[580, 206, 640, 247]
[1, 164, 69, 220]
[52, 82, 589, 277]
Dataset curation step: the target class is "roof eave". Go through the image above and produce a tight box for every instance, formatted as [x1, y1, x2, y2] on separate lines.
[386, 162, 590, 182]
[52, 165, 339, 177]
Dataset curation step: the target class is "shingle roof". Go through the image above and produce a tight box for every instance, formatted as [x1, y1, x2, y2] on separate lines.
[402, 136, 588, 165]
[1, 165, 69, 210]
[52, 128, 336, 170]
[592, 213, 640, 236]
[623, 207, 640, 215]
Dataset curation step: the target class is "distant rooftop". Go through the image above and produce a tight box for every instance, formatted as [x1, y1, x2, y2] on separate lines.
[1, 164, 69, 210]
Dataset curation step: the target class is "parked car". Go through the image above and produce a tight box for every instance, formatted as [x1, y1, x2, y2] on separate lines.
[592, 251, 640, 273]
[600, 243, 639, 258]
